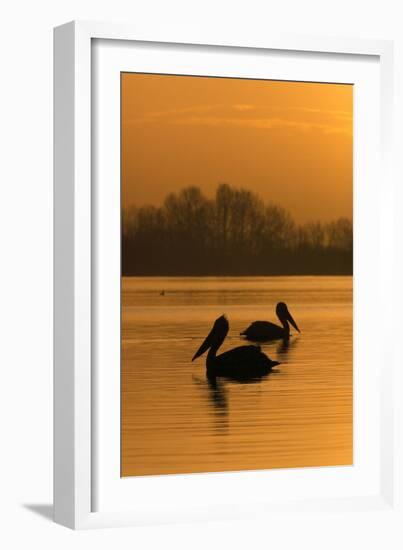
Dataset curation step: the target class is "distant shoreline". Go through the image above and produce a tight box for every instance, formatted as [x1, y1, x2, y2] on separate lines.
[122, 184, 352, 279]
[121, 273, 353, 278]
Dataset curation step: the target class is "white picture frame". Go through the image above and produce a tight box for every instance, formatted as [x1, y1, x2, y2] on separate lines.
[54, 20, 401, 531]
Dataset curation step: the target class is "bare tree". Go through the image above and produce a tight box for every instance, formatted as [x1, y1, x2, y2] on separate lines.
[122, 184, 353, 276]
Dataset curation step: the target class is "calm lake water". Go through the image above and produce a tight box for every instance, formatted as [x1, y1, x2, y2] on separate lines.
[121, 276, 353, 477]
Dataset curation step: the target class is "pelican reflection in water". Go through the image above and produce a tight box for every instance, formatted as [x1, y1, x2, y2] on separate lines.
[192, 315, 279, 379]
[192, 374, 229, 433]
[241, 302, 300, 342]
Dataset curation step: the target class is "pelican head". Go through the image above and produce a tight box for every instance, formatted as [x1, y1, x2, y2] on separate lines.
[276, 302, 300, 333]
[192, 315, 229, 361]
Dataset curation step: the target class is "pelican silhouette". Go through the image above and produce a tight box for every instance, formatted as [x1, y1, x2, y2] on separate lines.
[240, 302, 300, 342]
[192, 315, 279, 378]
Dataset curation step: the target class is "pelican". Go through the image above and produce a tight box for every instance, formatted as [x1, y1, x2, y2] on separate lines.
[240, 302, 300, 342]
[192, 315, 279, 378]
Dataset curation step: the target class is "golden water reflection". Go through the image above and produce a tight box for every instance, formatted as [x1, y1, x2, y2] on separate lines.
[121, 276, 352, 476]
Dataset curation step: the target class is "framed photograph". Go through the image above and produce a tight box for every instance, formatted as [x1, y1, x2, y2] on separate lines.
[54, 21, 400, 531]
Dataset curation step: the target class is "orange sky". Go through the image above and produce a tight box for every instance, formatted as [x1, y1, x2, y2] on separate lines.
[121, 73, 352, 223]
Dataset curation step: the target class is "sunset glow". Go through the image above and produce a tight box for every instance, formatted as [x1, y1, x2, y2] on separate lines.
[122, 73, 352, 223]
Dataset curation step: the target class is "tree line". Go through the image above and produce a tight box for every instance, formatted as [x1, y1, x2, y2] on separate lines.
[122, 183, 352, 276]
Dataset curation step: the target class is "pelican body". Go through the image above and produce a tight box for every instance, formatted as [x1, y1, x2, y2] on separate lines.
[241, 302, 300, 342]
[192, 315, 279, 379]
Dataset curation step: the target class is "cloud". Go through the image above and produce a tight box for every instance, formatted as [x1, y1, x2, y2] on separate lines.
[173, 115, 350, 135]
[138, 104, 216, 119]
[232, 104, 255, 111]
[124, 103, 352, 135]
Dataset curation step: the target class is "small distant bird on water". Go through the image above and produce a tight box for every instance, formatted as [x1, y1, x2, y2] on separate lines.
[192, 315, 280, 379]
[240, 302, 300, 342]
